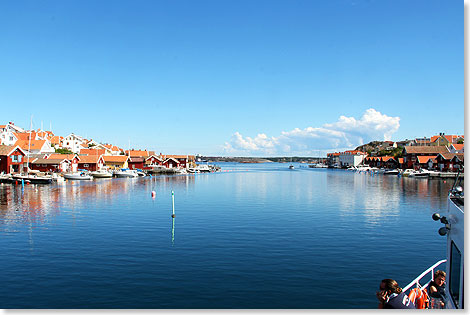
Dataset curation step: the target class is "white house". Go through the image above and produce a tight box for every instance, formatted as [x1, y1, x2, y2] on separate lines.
[61, 133, 87, 153]
[338, 150, 367, 167]
[0, 130, 18, 145]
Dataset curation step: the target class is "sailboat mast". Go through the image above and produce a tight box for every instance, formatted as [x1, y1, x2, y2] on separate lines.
[26, 115, 33, 174]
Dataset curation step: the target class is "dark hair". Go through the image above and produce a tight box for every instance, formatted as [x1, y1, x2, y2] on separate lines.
[381, 279, 402, 294]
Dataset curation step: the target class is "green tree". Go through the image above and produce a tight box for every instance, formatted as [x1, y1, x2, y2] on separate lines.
[55, 148, 73, 154]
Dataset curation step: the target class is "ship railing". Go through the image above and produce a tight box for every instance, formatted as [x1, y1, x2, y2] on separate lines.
[403, 259, 447, 293]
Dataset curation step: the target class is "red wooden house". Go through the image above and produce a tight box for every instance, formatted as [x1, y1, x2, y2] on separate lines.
[162, 157, 180, 169]
[77, 155, 105, 171]
[47, 153, 80, 172]
[435, 153, 464, 172]
[128, 157, 145, 170]
[0, 145, 26, 174]
[30, 158, 71, 173]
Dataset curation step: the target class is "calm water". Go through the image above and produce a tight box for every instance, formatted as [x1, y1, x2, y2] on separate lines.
[0, 163, 451, 309]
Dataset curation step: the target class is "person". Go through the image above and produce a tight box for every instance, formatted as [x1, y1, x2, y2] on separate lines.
[376, 279, 416, 309]
[428, 270, 446, 308]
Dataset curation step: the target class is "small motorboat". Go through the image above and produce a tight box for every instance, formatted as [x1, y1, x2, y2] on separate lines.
[289, 165, 294, 169]
[113, 169, 138, 178]
[412, 169, 431, 178]
[383, 169, 400, 175]
[63, 172, 93, 180]
[90, 169, 113, 178]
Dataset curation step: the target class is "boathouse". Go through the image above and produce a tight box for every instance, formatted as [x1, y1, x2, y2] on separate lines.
[162, 157, 180, 169]
[103, 155, 129, 170]
[128, 157, 145, 170]
[402, 146, 449, 169]
[77, 155, 105, 171]
[47, 153, 80, 172]
[434, 153, 464, 172]
[0, 145, 26, 174]
[30, 158, 71, 173]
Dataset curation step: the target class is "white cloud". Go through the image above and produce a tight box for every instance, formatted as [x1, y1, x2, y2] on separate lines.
[223, 108, 400, 156]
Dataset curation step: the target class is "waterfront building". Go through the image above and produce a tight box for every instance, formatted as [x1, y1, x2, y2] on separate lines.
[327, 152, 341, 167]
[77, 155, 105, 172]
[145, 155, 164, 167]
[434, 153, 464, 172]
[30, 157, 71, 173]
[128, 157, 145, 170]
[338, 150, 367, 168]
[46, 153, 80, 172]
[0, 145, 26, 174]
[415, 155, 438, 170]
[103, 155, 129, 170]
[402, 146, 449, 169]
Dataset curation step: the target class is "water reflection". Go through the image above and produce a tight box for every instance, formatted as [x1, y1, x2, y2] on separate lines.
[0, 175, 196, 233]
[326, 171, 453, 225]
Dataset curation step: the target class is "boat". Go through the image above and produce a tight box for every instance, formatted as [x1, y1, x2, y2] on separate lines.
[63, 172, 93, 180]
[135, 169, 147, 177]
[383, 169, 400, 175]
[289, 165, 294, 169]
[400, 172, 464, 309]
[90, 169, 113, 178]
[113, 168, 138, 178]
[402, 169, 415, 177]
[11, 172, 53, 184]
[411, 169, 431, 178]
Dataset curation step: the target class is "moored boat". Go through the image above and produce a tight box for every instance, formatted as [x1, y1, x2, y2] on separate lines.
[113, 169, 138, 178]
[383, 169, 399, 175]
[63, 172, 93, 180]
[90, 169, 113, 178]
[11, 173, 53, 184]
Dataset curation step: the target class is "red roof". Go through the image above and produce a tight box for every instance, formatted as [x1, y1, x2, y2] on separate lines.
[417, 155, 437, 164]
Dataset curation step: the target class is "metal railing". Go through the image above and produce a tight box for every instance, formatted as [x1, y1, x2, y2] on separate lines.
[403, 259, 447, 293]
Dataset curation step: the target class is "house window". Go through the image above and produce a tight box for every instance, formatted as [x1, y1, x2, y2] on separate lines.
[11, 155, 17, 162]
[18, 156, 22, 163]
[84, 164, 89, 167]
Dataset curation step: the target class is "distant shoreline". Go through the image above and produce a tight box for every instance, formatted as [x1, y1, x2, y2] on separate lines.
[201, 156, 325, 164]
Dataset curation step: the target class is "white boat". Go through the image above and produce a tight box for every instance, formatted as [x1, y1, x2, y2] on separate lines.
[411, 169, 432, 177]
[187, 168, 200, 174]
[355, 165, 372, 172]
[401, 172, 464, 309]
[63, 172, 93, 180]
[90, 169, 113, 178]
[136, 170, 147, 177]
[402, 169, 415, 177]
[289, 165, 294, 169]
[383, 169, 400, 175]
[113, 169, 138, 178]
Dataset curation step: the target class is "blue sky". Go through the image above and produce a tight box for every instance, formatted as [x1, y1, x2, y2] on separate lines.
[0, 0, 463, 156]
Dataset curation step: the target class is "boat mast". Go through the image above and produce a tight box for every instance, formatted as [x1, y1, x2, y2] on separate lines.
[26, 115, 33, 174]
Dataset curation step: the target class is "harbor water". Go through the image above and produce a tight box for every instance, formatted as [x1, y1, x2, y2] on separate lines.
[0, 163, 451, 308]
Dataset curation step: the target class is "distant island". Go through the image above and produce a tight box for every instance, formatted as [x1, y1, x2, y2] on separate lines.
[199, 156, 326, 164]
